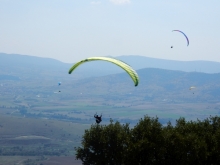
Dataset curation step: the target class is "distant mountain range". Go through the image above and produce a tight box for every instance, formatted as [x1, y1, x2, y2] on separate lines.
[1, 52, 220, 103]
[117, 55, 220, 73]
[1, 53, 220, 81]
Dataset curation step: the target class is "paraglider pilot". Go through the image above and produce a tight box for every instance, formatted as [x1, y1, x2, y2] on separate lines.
[94, 113, 102, 124]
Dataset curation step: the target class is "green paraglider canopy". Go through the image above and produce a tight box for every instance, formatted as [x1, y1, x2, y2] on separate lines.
[69, 56, 139, 86]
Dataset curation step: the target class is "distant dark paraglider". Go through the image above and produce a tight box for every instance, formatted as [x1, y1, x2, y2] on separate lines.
[172, 30, 189, 46]
[94, 113, 102, 124]
[68, 56, 139, 86]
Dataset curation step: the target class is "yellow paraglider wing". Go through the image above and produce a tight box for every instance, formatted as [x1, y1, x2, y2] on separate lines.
[68, 57, 139, 86]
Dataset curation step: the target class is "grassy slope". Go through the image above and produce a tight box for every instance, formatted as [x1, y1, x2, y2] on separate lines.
[0, 114, 89, 140]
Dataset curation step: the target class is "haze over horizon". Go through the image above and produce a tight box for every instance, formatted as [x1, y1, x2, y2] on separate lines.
[0, 0, 219, 63]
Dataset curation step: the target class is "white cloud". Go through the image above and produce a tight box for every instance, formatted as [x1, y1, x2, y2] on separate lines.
[109, 0, 131, 5]
[90, 1, 101, 5]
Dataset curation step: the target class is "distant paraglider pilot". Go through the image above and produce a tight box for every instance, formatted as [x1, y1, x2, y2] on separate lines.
[94, 113, 102, 124]
[189, 86, 196, 95]
[171, 46, 173, 48]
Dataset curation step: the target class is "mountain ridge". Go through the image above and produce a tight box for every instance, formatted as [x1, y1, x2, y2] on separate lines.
[1, 53, 220, 79]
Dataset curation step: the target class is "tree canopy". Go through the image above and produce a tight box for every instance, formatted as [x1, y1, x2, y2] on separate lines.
[75, 116, 220, 165]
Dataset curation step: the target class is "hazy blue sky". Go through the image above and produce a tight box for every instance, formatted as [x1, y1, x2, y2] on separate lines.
[0, 0, 219, 63]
